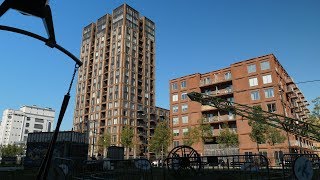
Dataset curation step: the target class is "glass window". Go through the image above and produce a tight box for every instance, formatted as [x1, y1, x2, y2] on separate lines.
[261, 61, 270, 70]
[182, 116, 188, 123]
[249, 77, 258, 87]
[183, 128, 189, 135]
[113, 118, 118, 125]
[172, 117, 179, 125]
[181, 92, 188, 100]
[267, 103, 276, 112]
[34, 124, 43, 129]
[264, 88, 274, 98]
[172, 105, 178, 113]
[181, 104, 188, 112]
[173, 141, 179, 147]
[247, 64, 256, 73]
[173, 129, 179, 136]
[262, 74, 272, 84]
[181, 81, 187, 88]
[172, 94, 178, 102]
[251, 91, 260, 100]
[171, 83, 178, 90]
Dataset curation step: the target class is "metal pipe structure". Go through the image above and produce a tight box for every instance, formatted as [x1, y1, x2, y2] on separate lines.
[0, 2, 83, 179]
[187, 92, 320, 142]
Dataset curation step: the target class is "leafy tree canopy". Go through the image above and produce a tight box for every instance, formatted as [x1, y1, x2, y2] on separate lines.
[0, 144, 24, 157]
[216, 123, 238, 147]
[149, 122, 171, 154]
[121, 125, 134, 148]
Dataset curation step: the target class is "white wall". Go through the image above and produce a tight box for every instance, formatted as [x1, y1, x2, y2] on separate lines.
[0, 106, 55, 145]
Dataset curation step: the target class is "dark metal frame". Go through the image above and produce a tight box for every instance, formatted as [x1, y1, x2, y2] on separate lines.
[187, 92, 320, 142]
[0, 1, 83, 179]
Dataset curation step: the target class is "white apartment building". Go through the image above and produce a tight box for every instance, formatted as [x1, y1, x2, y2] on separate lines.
[0, 105, 55, 145]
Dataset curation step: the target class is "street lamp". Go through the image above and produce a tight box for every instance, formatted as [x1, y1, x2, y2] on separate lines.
[0, 1, 82, 180]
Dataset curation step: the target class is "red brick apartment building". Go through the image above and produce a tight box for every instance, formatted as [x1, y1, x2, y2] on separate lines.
[169, 54, 315, 164]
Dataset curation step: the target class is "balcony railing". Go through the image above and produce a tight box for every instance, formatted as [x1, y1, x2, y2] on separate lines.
[290, 140, 316, 150]
[203, 115, 235, 123]
[200, 77, 232, 87]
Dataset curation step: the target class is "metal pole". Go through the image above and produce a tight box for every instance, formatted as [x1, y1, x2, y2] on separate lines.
[37, 94, 70, 180]
[92, 120, 95, 158]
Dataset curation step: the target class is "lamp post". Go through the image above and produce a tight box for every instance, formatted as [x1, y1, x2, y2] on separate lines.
[91, 119, 96, 159]
[0, 1, 82, 180]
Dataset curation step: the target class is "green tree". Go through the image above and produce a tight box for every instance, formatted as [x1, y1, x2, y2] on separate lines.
[121, 125, 134, 159]
[183, 118, 213, 146]
[97, 131, 111, 157]
[307, 97, 320, 125]
[0, 144, 24, 157]
[248, 106, 269, 152]
[249, 106, 286, 151]
[266, 127, 286, 146]
[216, 124, 238, 147]
[311, 97, 320, 118]
[149, 122, 171, 161]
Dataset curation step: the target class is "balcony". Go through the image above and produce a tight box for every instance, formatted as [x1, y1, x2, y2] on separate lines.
[203, 114, 235, 123]
[201, 105, 217, 111]
[200, 77, 232, 87]
[286, 77, 294, 85]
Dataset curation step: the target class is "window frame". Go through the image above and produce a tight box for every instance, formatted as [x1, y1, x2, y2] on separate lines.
[262, 74, 272, 84]
[261, 61, 270, 70]
[264, 88, 274, 98]
[251, 90, 260, 100]
[247, 64, 256, 73]
[249, 77, 258, 87]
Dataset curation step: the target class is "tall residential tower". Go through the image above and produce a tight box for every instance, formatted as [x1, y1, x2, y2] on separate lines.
[73, 4, 167, 158]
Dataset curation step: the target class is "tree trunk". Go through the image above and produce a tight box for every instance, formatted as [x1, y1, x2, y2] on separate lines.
[126, 147, 129, 159]
[257, 143, 260, 153]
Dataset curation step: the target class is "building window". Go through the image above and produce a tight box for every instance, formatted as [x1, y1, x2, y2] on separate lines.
[173, 141, 179, 147]
[267, 103, 276, 112]
[35, 118, 44, 123]
[27, 117, 30, 121]
[225, 72, 232, 80]
[172, 94, 178, 102]
[173, 129, 179, 136]
[264, 88, 274, 98]
[172, 105, 178, 113]
[262, 74, 272, 84]
[172, 83, 178, 90]
[249, 77, 258, 87]
[247, 64, 256, 73]
[112, 135, 117, 143]
[182, 116, 188, 123]
[34, 124, 43, 129]
[251, 91, 260, 100]
[113, 118, 118, 125]
[26, 123, 30, 127]
[172, 117, 179, 125]
[181, 92, 188, 100]
[261, 61, 270, 70]
[181, 104, 188, 112]
[182, 128, 189, 136]
[181, 81, 187, 88]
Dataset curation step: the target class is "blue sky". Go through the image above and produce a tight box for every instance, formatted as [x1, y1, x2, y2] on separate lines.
[0, 0, 319, 130]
